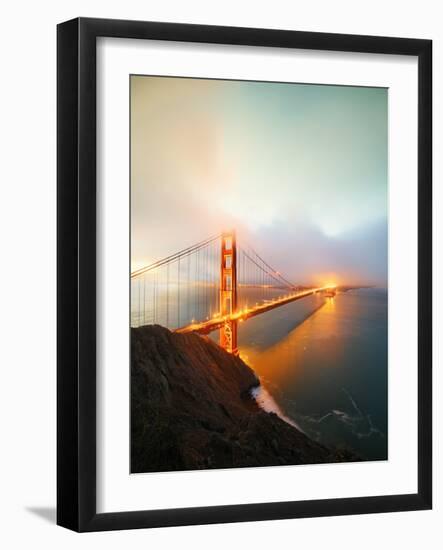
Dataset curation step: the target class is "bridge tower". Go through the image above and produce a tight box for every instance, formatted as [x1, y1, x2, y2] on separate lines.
[220, 230, 238, 354]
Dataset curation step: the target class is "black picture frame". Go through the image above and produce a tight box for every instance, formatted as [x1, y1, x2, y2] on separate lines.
[57, 17, 432, 532]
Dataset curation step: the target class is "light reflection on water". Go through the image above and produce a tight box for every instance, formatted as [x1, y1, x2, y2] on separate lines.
[238, 289, 388, 461]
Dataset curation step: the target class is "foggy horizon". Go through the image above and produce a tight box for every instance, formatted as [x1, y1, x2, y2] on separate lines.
[131, 75, 388, 287]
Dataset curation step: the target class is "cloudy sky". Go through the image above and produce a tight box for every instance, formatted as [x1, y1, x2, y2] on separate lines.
[131, 76, 387, 286]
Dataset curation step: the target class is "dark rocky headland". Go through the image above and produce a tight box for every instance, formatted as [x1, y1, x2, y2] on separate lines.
[131, 325, 358, 473]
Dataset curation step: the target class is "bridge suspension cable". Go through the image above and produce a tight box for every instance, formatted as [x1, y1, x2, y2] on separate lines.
[238, 243, 298, 290]
[131, 232, 304, 334]
[239, 248, 289, 288]
[131, 233, 221, 278]
[248, 245, 298, 289]
[131, 234, 221, 330]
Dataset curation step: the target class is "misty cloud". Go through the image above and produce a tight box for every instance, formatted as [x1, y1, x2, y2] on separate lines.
[131, 76, 388, 286]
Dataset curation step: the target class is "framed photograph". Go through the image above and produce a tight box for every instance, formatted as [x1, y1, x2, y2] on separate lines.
[57, 18, 432, 531]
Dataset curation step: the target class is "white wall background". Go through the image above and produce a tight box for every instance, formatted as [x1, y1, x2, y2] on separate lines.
[0, 0, 440, 548]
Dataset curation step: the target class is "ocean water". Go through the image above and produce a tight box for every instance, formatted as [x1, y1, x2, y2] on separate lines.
[238, 289, 388, 461]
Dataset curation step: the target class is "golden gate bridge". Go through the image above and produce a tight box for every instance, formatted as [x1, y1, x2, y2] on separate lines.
[131, 231, 335, 354]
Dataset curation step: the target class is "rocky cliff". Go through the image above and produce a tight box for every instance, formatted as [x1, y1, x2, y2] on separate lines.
[131, 325, 356, 473]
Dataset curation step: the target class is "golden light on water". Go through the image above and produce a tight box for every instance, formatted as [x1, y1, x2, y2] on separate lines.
[238, 293, 342, 386]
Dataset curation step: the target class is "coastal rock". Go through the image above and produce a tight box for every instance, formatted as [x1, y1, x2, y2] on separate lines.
[131, 325, 357, 473]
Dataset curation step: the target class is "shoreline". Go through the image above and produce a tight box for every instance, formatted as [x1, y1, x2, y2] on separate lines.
[131, 324, 359, 473]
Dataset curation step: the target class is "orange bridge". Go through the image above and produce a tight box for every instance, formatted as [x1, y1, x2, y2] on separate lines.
[131, 231, 336, 354]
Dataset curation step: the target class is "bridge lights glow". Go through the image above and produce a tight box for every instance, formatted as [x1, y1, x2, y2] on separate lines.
[325, 282, 337, 289]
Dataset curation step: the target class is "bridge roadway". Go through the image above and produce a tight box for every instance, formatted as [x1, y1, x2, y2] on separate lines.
[175, 285, 334, 336]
